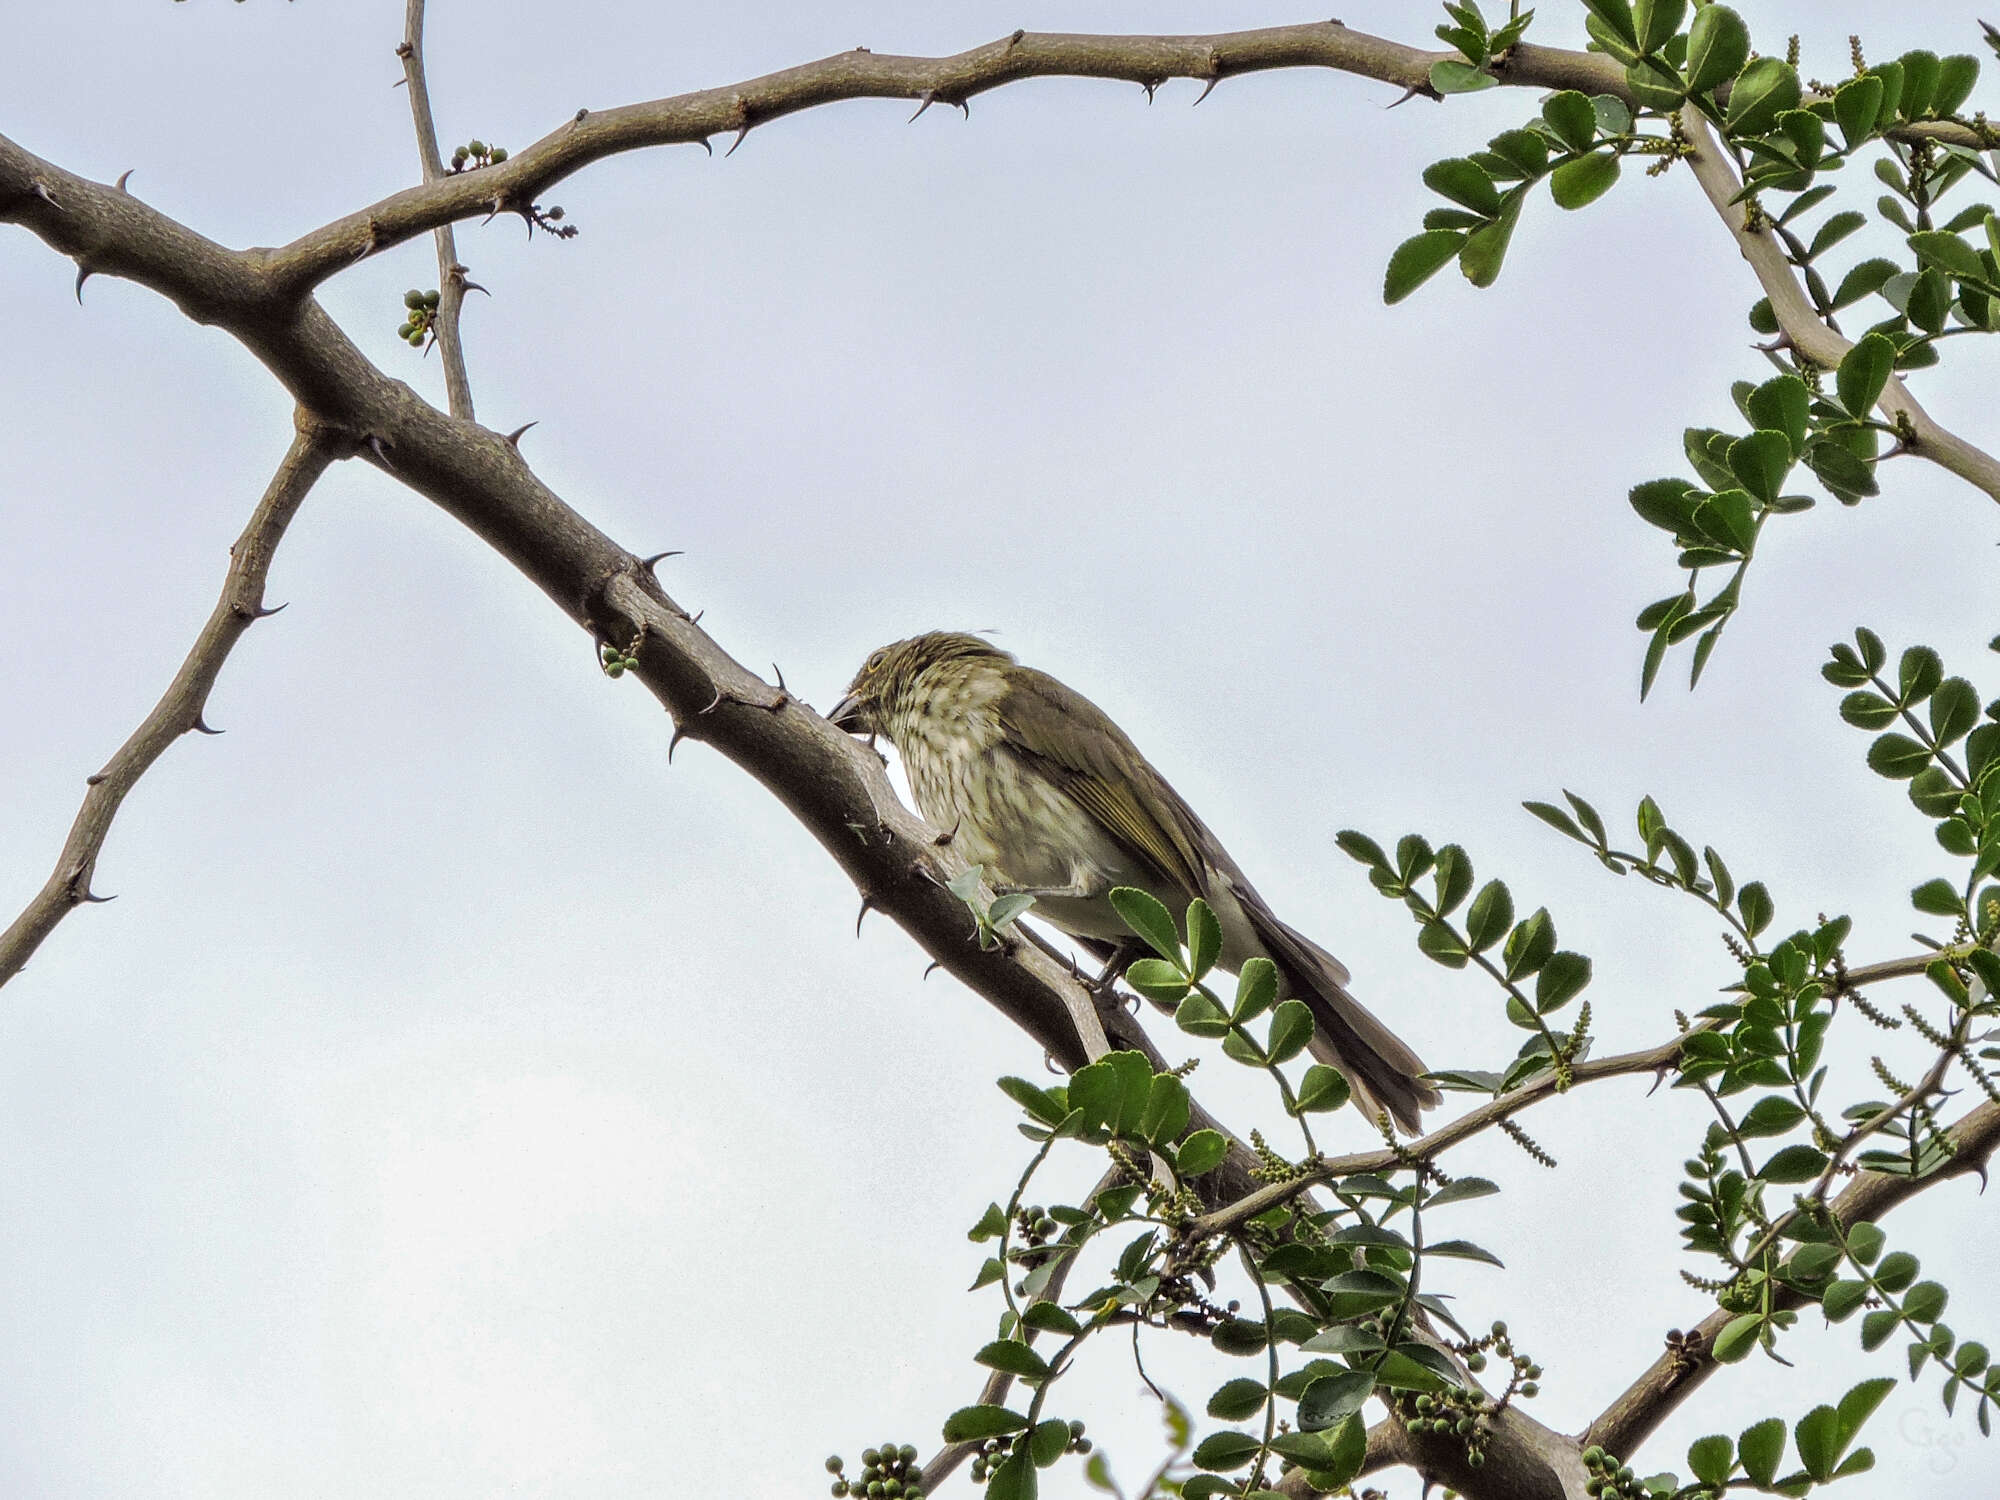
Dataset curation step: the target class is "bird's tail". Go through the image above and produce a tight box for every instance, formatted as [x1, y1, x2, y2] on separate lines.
[1249, 907, 1439, 1134]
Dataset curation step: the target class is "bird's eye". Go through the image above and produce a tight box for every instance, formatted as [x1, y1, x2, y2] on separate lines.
[866, 650, 885, 672]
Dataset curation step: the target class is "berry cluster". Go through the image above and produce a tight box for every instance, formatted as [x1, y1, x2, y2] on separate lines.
[449, 139, 508, 172]
[825, 1444, 924, 1498]
[1581, 1443, 1648, 1498]
[965, 1422, 1088, 1485]
[1400, 1320, 1544, 1469]
[396, 288, 439, 347]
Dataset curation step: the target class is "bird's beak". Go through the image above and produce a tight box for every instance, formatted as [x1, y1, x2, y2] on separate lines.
[827, 692, 870, 734]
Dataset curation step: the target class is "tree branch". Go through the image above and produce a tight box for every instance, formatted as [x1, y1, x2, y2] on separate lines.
[1679, 104, 2000, 504]
[1583, 1097, 2000, 1462]
[398, 0, 476, 420]
[0, 414, 337, 988]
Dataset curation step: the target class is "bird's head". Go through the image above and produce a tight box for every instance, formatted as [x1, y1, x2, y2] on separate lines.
[829, 631, 1012, 738]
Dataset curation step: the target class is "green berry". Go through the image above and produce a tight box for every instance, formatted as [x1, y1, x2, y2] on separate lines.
[1491, 1320, 1508, 1337]
[825, 1457, 844, 1474]
[1467, 1450, 1485, 1468]
[899, 1446, 917, 1464]
[468, 140, 485, 155]
[831, 1485, 847, 1498]
[404, 289, 424, 308]
[1521, 1381, 1539, 1398]
[1465, 1351, 1486, 1372]
[490, 146, 508, 161]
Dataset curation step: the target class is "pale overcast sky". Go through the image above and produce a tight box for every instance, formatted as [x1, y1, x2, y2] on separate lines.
[4, 3, 1998, 1497]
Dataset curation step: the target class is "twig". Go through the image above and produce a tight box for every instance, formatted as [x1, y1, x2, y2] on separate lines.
[1679, 104, 2000, 505]
[0, 418, 337, 989]
[398, 0, 475, 420]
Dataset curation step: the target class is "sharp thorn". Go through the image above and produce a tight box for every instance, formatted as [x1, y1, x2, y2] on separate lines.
[956, 99, 970, 119]
[909, 92, 936, 123]
[115, 169, 135, 192]
[725, 125, 751, 157]
[462, 279, 491, 297]
[695, 136, 713, 156]
[923, 959, 943, 980]
[32, 180, 63, 210]
[393, 76, 409, 89]
[668, 723, 690, 762]
[74, 264, 92, 303]
[689, 609, 705, 625]
[503, 420, 538, 447]
[697, 685, 726, 716]
[856, 896, 876, 936]
[366, 434, 395, 470]
[191, 714, 224, 736]
[1387, 83, 1441, 108]
[772, 662, 788, 694]
[252, 600, 289, 618]
[1192, 76, 1221, 106]
[78, 888, 117, 905]
[1143, 81, 1158, 104]
[639, 550, 682, 572]
[482, 196, 506, 226]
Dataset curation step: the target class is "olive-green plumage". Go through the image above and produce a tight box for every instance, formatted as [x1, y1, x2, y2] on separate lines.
[830, 632, 1439, 1133]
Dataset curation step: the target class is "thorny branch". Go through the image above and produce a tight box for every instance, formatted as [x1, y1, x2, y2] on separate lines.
[6, 15, 2000, 1500]
[398, 0, 475, 420]
[0, 415, 336, 988]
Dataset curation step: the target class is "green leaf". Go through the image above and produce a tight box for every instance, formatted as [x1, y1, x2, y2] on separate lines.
[970, 1201, 1009, 1240]
[1580, 0, 1638, 48]
[1029, 1417, 1071, 1468]
[1807, 438, 1879, 502]
[1624, 56, 1685, 110]
[1933, 53, 1981, 116]
[1021, 1299, 1082, 1335]
[1503, 907, 1557, 979]
[1868, 733, 1930, 780]
[1425, 1175, 1500, 1207]
[1290, 1415, 1369, 1491]
[1846, 1222, 1886, 1265]
[1738, 880, 1773, 936]
[1834, 75, 1886, 149]
[1728, 429, 1792, 503]
[1629, 477, 1701, 534]
[975, 1338, 1052, 1380]
[1912, 878, 1966, 917]
[1111, 887, 1182, 962]
[1206, 1377, 1270, 1421]
[1141, 1072, 1190, 1146]
[1899, 49, 1941, 118]
[1433, 843, 1475, 917]
[1534, 950, 1592, 1012]
[1429, 58, 1499, 93]
[1297, 1370, 1375, 1432]
[1739, 1416, 1785, 1485]
[1458, 192, 1522, 287]
[1899, 645, 1944, 704]
[1738, 1095, 1806, 1137]
[1424, 157, 1504, 218]
[1426, 1238, 1506, 1267]
[1543, 90, 1599, 153]
[1830, 257, 1899, 312]
[1177, 1128, 1228, 1176]
[1464, 879, 1515, 951]
[985, 1452, 1037, 1500]
[1931, 676, 1981, 745]
[1417, 920, 1471, 968]
[1760, 1144, 1830, 1183]
[1550, 151, 1621, 210]
[1795, 1403, 1840, 1481]
[1910, 229, 1988, 282]
[1837, 1376, 1897, 1445]
[1860, 1307, 1900, 1350]
[1685, 4, 1750, 93]
[1822, 1278, 1871, 1322]
[943, 1404, 1032, 1442]
[1687, 1433, 1734, 1486]
[1232, 956, 1278, 1023]
[1191, 1430, 1261, 1472]
[1836, 332, 1896, 417]
[1175, 991, 1231, 1038]
[1129, 957, 1191, 1003]
[1631, 0, 1685, 54]
[1727, 56, 1802, 136]
[1746, 376, 1810, 455]
[1267, 998, 1315, 1065]
[1295, 1063, 1352, 1114]
[1810, 211, 1868, 260]
[1186, 899, 1222, 980]
[1384, 230, 1467, 304]
[1711, 1312, 1763, 1363]
[1875, 1251, 1919, 1293]
[1909, 266, 1952, 333]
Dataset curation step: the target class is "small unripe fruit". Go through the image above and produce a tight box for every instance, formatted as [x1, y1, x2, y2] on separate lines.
[404, 289, 424, 308]
[468, 140, 486, 155]
[490, 146, 508, 161]
[826, 1457, 844, 1473]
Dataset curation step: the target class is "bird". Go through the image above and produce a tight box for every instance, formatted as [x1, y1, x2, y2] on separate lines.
[827, 631, 1439, 1133]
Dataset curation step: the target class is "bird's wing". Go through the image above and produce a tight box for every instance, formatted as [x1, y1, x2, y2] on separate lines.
[993, 667, 1208, 897]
